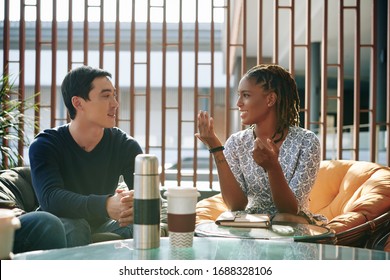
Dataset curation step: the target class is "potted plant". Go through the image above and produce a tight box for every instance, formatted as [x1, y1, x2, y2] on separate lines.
[0, 73, 38, 169]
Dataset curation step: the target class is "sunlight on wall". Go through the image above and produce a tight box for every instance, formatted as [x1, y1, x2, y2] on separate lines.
[0, 0, 225, 23]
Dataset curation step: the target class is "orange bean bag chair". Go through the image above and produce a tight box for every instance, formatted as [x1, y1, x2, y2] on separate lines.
[196, 160, 390, 250]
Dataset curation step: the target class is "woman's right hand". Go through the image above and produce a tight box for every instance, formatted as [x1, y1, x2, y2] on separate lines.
[196, 111, 248, 211]
[195, 110, 222, 148]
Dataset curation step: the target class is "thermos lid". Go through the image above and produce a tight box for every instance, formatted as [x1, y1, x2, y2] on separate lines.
[134, 154, 159, 175]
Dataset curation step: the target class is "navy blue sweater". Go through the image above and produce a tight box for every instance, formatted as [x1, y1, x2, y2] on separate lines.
[28, 125, 143, 226]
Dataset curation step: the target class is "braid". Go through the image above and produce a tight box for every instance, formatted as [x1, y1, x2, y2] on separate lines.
[245, 64, 300, 143]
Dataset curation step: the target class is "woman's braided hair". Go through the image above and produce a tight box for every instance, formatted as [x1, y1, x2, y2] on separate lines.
[244, 64, 300, 143]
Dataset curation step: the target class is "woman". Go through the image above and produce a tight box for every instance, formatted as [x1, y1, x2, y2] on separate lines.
[196, 64, 326, 225]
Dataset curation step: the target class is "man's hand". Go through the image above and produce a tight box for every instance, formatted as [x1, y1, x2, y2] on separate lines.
[106, 189, 134, 227]
[118, 189, 134, 227]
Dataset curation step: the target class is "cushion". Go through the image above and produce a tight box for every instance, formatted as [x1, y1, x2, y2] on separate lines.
[196, 192, 227, 225]
[384, 234, 390, 252]
[0, 167, 38, 212]
[326, 212, 368, 233]
[309, 160, 390, 233]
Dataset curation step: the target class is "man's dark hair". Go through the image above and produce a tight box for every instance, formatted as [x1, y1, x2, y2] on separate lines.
[61, 65, 112, 119]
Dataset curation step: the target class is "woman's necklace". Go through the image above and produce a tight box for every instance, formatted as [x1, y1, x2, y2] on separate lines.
[251, 125, 283, 144]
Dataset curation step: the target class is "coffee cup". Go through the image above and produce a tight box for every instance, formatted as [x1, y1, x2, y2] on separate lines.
[0, 209, 21, 259]
[164, 186, 200, 248]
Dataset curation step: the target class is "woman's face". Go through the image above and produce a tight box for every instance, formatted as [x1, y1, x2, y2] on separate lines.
[236, 76, 276, 126]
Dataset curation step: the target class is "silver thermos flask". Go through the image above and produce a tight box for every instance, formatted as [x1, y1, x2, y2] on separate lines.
[133, 154, 160, 249]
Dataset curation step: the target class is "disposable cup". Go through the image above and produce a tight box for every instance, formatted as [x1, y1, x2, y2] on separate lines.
[163, 187, 200, 248]
[0, 209, 21, 259]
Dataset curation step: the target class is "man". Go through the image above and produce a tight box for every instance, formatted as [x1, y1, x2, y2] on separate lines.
[29, 65, 143, 247]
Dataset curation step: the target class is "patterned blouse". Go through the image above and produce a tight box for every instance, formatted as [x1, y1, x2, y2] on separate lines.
[224, 126, 326, 224]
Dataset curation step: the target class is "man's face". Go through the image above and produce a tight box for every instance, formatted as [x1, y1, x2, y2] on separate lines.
[78, 76, 118, 128]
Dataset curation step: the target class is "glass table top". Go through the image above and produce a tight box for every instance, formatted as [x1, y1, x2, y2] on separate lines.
[12, 236, 389, 260]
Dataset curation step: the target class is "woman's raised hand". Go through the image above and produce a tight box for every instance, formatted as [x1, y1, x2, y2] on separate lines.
[195, 110, 222, 149]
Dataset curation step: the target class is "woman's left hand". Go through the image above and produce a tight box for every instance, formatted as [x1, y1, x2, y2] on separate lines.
[252, 138, 280, 171]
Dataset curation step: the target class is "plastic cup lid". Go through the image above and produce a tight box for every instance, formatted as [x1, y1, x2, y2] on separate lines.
[0, 209, 16, 219]
[163, 186, 200, 198]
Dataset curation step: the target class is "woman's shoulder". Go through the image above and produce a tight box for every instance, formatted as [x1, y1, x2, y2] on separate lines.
[228, 128, 253, 141]
[284, 126, 320, 152]
[225, 128, 254, 153]
[289, 126, 318, 140]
